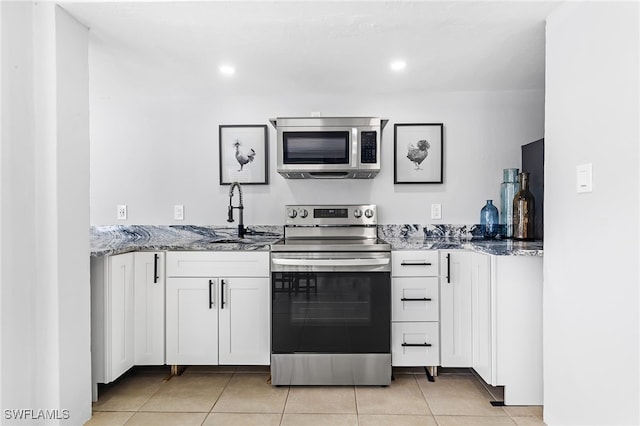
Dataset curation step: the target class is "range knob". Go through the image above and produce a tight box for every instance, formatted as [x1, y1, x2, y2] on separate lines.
[353, 209, 363, 218]
[299, 209, 309, 218]
[287, 208, 297, 219]
[364, 208, 374, 219]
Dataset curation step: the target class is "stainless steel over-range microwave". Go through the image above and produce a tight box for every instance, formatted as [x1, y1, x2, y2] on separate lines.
[269, 117, 388, 179]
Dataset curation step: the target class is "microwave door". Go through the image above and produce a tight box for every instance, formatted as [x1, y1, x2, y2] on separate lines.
[282, 131, 350, 165]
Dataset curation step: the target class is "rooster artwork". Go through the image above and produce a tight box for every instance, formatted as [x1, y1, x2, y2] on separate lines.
[233, 139, 256, 171]
[406, 139, 430, 170]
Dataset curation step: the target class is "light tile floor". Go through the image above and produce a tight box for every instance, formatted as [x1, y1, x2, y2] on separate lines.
[86, 367, 545, 426]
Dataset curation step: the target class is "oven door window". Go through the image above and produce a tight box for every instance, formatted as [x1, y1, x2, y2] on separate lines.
[282, 131, 350, 164]
[272, 271, 390, 354]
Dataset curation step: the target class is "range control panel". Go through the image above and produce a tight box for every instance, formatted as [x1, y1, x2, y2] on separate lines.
[285, 204, 377, 226]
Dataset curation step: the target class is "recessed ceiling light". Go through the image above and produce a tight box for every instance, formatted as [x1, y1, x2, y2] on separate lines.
[219, 65, 235, 76]
[390, 60, 407, 71]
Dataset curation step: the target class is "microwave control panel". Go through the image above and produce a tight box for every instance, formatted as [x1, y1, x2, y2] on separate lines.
[360, 131, 378, 164]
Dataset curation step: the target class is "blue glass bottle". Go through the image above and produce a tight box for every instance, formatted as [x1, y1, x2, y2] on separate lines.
[480, 200, 499, 239]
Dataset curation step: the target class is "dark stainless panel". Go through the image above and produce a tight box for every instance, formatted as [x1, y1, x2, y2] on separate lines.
[271, 354, 391, 386]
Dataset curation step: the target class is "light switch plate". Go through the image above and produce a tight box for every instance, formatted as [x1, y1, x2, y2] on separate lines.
[117, 205, 127, 220]
[576, 163, 593, 193]
[431, 203, 442, 220]
[174, 205, 184, 220]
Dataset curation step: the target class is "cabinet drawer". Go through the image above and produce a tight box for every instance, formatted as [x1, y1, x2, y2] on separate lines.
[166, 251, 269, 277]
[392, 277, 439, 322]
[392, 251, 439, 277]
[392, 322, 439, 367]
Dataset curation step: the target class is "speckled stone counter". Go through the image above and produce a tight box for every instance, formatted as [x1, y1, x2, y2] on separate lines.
[382, 237, 543, 256]
[90, 225, 283, 256]
[379, 224, 543, 256]
[91, 224, 542, 257]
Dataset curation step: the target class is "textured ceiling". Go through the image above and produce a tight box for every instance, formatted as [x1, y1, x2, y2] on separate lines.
[60, 1, 561, 96]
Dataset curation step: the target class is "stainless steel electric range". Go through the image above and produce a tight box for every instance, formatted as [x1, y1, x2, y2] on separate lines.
[270, 204, 391, 386]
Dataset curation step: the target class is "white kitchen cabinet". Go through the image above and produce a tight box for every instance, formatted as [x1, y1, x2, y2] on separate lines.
[470, 252, 543, 405]
[471, 252, 492, 383]
[133, 252, 165, 365]
[165, 251, 270, 366]
[90, 253, 135, 395]
[392, 322, 440, 366]
[439, 250, 473, 367]
[392, 277, 439, 322]
[218, 277, 270, 365]
[166, 277, 219, 365]
[391, 251, 439, 368]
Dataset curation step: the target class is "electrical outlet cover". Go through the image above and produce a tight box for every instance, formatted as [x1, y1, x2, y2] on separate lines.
[431, 203, 442, 220]
[174, 205, 184, 220]
[117, 205, 127, 220]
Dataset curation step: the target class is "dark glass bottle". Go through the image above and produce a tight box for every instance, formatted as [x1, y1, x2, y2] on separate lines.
[513, 172, 535, 240]
[480, 200, 499, 239]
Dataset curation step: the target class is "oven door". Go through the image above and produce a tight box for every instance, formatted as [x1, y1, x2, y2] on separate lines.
[271, 252, 391, 355]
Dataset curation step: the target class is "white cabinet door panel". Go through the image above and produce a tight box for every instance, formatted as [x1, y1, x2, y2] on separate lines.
[471, 252, 494, 384]
[218, 277, 270, 365]
[440, 251, 473, 367]
[166, 277, 218, 365]
[134, 252, 165, 365]
[108, 253, 135, 381]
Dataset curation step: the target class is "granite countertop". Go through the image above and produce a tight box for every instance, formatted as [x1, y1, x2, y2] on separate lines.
[383, 237, 543, 256]
[90, 225, 283, 257]
[91, 224, 542, 257]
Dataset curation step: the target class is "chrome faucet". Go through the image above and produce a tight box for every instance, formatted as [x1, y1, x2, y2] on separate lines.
[227, 182, 245, 238]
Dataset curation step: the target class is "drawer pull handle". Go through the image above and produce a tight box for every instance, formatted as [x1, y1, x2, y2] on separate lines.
[401, 297, 432, 302]
[400, 261, 432, 266]
[446, 253, 451, 283]
[402, 343, 432, 347]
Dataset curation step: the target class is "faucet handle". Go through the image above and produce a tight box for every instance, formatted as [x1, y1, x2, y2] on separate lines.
[227, 205, 235, 223]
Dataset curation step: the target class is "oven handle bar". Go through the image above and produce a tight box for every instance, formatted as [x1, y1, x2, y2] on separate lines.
[272, 258, 390, 267]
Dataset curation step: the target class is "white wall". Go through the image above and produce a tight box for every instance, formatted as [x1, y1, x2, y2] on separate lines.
[1, 3, 91, 424]
[544, 2, 639, 425]
[90, 51, 544, 225]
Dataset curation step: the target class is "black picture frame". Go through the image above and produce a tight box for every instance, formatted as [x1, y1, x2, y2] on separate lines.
[219, 124, 269, 185]
[394, 123, 444, 184]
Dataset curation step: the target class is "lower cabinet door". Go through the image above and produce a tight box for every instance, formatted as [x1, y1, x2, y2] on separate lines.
[471, 253, 493, 384]
[134, 252, 165, 365]
[166, 277, 219, 365]
[108, 253, 135, 382]
[218, 277, 270, 365]
[391, 322, 439, 367]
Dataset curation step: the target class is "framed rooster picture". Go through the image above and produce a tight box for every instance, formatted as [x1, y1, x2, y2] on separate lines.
[394, 123, 444, 184]
[219, 124, 269, 185]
